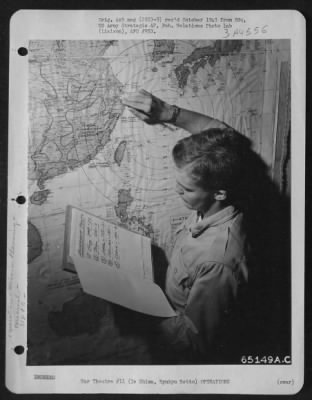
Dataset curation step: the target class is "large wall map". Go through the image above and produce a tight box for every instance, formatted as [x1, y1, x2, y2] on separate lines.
[27, 39, 290, 364]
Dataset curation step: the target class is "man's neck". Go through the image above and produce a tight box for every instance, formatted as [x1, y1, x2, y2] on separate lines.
[201, 201, 227, 219]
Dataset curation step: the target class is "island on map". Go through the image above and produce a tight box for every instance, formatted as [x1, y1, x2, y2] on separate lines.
[174, 40, 243, 89]
[114, 140, 127, 166]
[30, 189, 51, 205]
[114, 188, 154, 237]
[114, 188, 134, 223]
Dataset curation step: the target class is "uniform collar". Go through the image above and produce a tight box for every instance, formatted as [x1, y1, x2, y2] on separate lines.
[190, 205, 239, 237]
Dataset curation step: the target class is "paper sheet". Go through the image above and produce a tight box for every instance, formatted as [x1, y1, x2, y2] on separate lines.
[67, 206, 175, 317]
[72, 255, 176, 317]
[69, 206, 154, 281]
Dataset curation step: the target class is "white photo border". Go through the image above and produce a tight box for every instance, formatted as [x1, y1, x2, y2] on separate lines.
[6, 9, 305, 394]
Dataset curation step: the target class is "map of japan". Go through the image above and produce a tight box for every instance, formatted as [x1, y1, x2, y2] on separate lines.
[27, 39, 290, 365]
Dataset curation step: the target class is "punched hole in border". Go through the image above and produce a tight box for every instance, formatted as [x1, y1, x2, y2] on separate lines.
[14, 345, 25, 355]
[18, 47, 28, 56]
[16, 195, 26, 204]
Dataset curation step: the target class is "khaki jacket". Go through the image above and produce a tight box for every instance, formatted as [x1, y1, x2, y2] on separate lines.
[159, 205, 249, 362]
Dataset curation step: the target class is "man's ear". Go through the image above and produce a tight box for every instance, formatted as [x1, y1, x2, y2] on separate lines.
[214, 190, 227, 201]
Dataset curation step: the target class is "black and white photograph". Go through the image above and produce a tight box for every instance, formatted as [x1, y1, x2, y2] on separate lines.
[5, 9, 305, 395]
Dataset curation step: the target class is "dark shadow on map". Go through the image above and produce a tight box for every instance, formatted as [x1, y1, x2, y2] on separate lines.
[48, 291, 109, 337]
[113, 243, 169, 337]
[151, 243, 169, 290]
[28, 221, 43, 263]
[47, 245, 169, 339]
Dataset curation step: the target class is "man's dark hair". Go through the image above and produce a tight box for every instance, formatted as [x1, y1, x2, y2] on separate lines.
[172, 128, 250, 204]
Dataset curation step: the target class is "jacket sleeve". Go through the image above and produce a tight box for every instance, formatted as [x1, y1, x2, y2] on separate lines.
[158, 262, 239, 359]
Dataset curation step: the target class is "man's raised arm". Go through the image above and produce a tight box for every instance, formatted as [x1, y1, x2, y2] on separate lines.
[122, 89, 227, 135]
